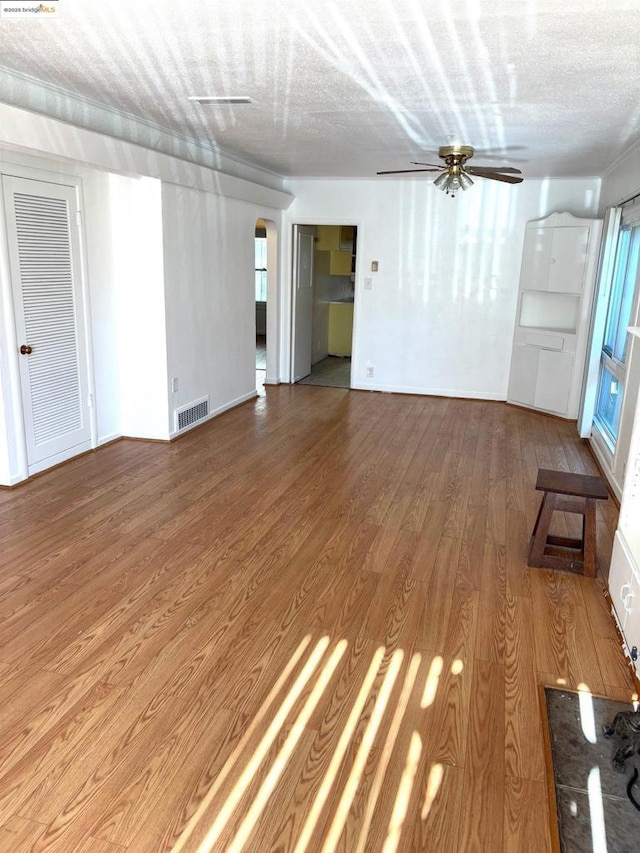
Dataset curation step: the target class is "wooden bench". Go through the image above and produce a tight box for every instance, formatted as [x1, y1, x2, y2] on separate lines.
[528, 469, 609, 578]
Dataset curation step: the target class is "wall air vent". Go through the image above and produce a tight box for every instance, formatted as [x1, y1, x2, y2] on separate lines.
[174, 397, 209, 432]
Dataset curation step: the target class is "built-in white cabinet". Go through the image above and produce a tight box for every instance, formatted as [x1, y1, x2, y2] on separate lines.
[507, 212, 602, 419]
[609, 328, 640, 675]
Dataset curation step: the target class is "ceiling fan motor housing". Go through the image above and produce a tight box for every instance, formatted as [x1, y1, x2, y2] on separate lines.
[439, 145, 474, 169]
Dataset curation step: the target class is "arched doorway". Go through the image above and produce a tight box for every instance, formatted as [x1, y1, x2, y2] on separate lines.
[254, 218, 278, 394]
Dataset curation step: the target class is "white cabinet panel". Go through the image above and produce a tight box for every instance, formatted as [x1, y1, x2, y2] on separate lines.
[609, 532, 635, 630]
[507, 212, 602, 420]
[547, 227, 589, 292]
[508, 347, 574, 415]
[534, 350, 574, 414]
[520, 225, 589, 293]
[508, 345, 538, 406]
[521, 227, 552, 292]
[624, 569, 640, 661]
[608, 331, 640, 674]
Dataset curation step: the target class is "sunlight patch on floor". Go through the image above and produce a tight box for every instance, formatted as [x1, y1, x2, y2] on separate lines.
[171, 635, 463, 852]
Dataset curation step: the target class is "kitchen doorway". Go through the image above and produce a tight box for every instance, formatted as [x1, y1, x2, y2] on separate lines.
[292, 223, 357, 389]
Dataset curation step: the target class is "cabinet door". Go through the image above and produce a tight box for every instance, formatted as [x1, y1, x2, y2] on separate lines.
[548, 227, 589, 292]
[534, 350, 574, 414]
[520, 226, 589, 292]
[609, 533, 636, 632]
[508, 344, 538, 406]
[624, 569, 640, 668]
[508, 346, 573, 415]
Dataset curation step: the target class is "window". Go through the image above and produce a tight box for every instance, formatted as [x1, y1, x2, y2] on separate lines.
[255, 236, 267, 302]
[603, 226, 639, 363]
[594, 222, 640, 448]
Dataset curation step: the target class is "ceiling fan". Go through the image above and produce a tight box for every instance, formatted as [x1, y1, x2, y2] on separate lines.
[377, 145, 523, 197]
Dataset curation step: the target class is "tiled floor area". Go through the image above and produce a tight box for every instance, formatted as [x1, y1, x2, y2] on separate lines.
[297, 356, 351, 388]
[545, 687, 640, 851]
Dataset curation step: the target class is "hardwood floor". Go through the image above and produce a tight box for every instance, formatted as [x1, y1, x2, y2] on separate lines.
[0, 387, 636, 852]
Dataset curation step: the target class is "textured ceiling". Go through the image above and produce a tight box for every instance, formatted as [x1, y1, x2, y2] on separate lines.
[0, 0, 638, 179]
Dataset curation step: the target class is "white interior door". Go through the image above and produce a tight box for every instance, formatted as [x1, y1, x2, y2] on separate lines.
[292, 225, 314, 382]
[3, 175, 92, 474]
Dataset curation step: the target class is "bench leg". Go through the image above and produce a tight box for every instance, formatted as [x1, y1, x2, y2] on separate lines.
[529, 492, 555, 567]
[582, 498, 597, 578]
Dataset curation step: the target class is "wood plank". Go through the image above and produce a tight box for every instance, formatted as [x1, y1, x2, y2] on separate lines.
[504, 776, 552, 852]
[504, 595, 546, 781]
[458, 659, 505, 852]
[0, 388, 624, 850]
[531, 570, 606, 693]
[0, 816, 47, 852]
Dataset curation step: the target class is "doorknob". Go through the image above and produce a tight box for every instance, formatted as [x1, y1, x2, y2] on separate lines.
[20, 344, 32, 355]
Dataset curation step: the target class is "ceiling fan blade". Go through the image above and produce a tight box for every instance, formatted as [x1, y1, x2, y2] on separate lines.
[466, 166, 521, 175]
[467, 169, 524, 184]
[376, 168, 442, 175]
[410, 161, 444, 169]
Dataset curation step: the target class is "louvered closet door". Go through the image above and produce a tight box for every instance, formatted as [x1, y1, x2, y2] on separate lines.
[3, 176, 91, 471]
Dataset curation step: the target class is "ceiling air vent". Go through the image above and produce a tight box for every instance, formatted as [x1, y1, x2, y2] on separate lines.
[188, 96, 253, 105]
[175, 397, 209, 432]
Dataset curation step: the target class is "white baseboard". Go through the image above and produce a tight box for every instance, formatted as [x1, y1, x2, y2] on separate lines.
[97, 432, 122, 447]
[28, 440, 94, 477]
[349, 382, 504, 401]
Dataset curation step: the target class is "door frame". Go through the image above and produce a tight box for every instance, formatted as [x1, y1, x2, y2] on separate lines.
[286, 218, 361, 386]
[0, 161, 97, 483]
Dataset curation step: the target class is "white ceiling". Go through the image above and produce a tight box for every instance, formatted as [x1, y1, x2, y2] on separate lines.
[0, 0, 638, 179]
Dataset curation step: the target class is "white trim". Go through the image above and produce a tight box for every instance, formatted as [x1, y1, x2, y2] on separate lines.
[0, 103, 294, 210]
[350, 383, 504, 401]
[27, 439, 94, 477]
[622, 199, 640, 226]
[0, 66, 285, 185]
[97, 432, 121, 447]
[603, 138, 640, 180]
[75, 179, 99, 452]
[588, 429, 622, 501]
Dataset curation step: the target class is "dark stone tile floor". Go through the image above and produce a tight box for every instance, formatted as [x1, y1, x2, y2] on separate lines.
[545, 687, 640, 852]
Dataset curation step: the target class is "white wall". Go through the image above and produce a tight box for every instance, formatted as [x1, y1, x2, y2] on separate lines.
[0, 106, 290, 482]
[82, 170, 121, 444]
[161, 182, 283, 435]
[84, 172, 170, 441]
[285, 178, 600, 398]
[112, 175, 170, 439]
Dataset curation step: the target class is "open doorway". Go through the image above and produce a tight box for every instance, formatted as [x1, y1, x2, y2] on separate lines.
[255, 219, 267, 395]
[292, 224, 357, 389]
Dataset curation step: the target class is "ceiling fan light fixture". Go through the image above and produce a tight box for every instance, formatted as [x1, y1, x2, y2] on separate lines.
[378, 143, 521, 194]
[459, 172, 474, 191]
[434, 172, 449, 191]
